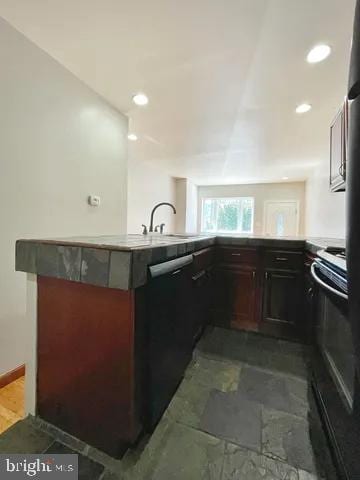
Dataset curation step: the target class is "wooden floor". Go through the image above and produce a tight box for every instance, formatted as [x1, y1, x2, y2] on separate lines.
[0, 376, 25, 434]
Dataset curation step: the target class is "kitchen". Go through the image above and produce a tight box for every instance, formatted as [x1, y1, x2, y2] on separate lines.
[0, 1, 358, 479]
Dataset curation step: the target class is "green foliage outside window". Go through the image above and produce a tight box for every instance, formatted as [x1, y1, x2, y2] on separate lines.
[202, 197, 254, 233]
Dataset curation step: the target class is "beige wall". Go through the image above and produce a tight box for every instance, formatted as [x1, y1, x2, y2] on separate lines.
[0, 19, 128, 375]
[198, 182, 306, 235]
[305, 160, 346, 238]
[174, 178, 198, 234]
[174, 179, 187, 233]
[127, 159, 176, 234]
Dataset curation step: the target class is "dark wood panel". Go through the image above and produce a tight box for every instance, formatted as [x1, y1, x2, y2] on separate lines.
[216, 247, 258, 267]
[261, 270, 303, 340]
[192, 267, 213, 341]
[212, 266, 258, 332]
[264, 250, 303, 271]
[193, 247, 215, 274]
[37, 276, 141, 457]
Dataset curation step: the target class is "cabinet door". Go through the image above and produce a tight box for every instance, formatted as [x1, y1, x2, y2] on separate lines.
[262, 270, 303, 339]
[192, 269, 212, 342]
[212, 267, 258, 331]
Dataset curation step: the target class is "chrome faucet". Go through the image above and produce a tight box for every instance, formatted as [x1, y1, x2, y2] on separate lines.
[149, 203, 176, 232]
[154, 223, 166, 234]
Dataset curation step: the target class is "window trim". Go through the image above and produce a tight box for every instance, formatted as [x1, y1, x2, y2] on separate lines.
[200, 196, 255, 234]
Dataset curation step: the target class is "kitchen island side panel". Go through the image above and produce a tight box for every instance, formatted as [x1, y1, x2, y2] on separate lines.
[36, 276, 141, 457]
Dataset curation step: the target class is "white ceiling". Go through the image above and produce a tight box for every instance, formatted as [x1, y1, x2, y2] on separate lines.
[0, 0, 356, 184]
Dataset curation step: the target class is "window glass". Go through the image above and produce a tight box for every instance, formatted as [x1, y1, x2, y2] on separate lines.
[201, 197, 254, 234]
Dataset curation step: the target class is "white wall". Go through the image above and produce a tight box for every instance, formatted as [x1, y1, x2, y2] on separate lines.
[198, 182, 306, 235]
[175, 179, 198, 233]
[174, 179, 187, 234]
[186, 180, 198, 233]
[127, 159, 176, 234]
[305, 161, 346, 238]
[0, 19, 128, 376]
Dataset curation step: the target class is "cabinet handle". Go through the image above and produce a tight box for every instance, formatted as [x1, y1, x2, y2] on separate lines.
[252, 271, 255, 280]
[192, 270, 206, 282]
[171, 269, 182, 276]
[231, 253, 242, 256]
[265, 272, 268, 280]
[339, 163, 345, 178]
[276, 257, 288, 261]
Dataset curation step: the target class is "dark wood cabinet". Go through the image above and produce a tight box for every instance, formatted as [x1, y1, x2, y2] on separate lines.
[330, 100, 348, 192]
[192, 248, 214, 342]
[212, 266, 258, 331]
[261, 269, 303, 340]
[211, 246, 305, 340]
[37, 276, 141, 457]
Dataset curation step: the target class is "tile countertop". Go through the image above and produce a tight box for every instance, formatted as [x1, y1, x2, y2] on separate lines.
[15, 234, 345, 290]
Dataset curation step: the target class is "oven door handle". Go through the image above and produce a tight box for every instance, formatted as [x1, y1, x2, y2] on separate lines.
[311, 263, 348, 300]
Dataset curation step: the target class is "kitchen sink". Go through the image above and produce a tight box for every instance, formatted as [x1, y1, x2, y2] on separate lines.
[166, 234, 202, 239]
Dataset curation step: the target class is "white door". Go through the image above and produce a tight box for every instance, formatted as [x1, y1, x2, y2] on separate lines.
[263, 201, 299, 236]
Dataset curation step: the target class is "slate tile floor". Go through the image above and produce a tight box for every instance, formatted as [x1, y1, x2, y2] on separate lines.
[0, 327, 338, 480]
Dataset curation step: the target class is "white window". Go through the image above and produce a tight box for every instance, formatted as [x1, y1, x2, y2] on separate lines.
[201, 197, 254, 234]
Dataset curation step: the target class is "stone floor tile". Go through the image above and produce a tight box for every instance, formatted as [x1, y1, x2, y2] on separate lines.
[200, 390, 262, 451]
[285, 377, 310, 419]
[44, 441, 104, 480]
[85, 444, 124, 477]
[222, 442, 304, 480]
[196, 327, 247, 362]
[0, 417, 53, 453]
[100, 471, 123, 480]
[297, 470, 322, 480]
[265, 353, 309, 380]
[167, 382, 211, 429]
[237, 365, 309, 418]
[122, 414, 174, 479]
[237, 366, 291, 412]
[278, 339, 310, 359]
[245, 332, 281, 353]
[132, 422, 225, 480]
[183, 356, 241, 393]
[262, 409, 317, 474]
[29, 415, 87, 453]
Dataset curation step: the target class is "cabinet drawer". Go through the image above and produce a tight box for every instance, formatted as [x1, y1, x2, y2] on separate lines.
[193, 247, 215, 274]
[264, 250, 303, 271]
[217, 247, 258, 267]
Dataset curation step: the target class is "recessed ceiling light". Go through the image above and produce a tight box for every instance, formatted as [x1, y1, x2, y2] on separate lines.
[282, 176, 289, 180]
[296, 103, 312, 114]
[128, 133, 138, 141]
[132, 93, 149, 106]
[307, 44, 331, 63]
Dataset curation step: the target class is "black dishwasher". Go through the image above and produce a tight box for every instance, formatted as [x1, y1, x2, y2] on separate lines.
[145, 255, 193, 429]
